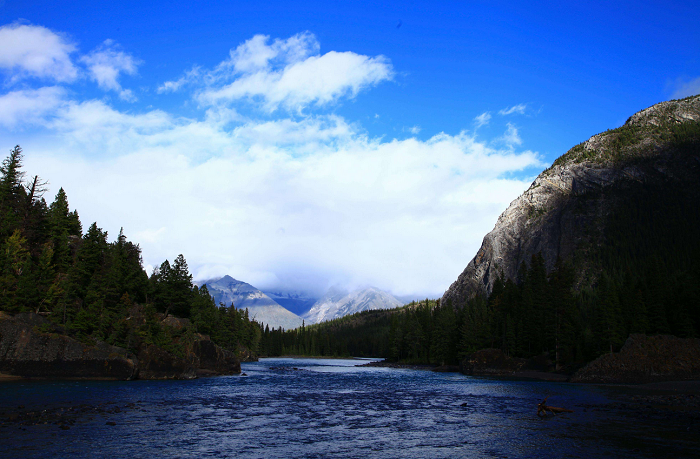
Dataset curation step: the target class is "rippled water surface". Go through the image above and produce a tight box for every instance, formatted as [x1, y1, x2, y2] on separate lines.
[1, 358, 698, 458]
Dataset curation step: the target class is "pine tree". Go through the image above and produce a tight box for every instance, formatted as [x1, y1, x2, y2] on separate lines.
[0, 146, 26, 238]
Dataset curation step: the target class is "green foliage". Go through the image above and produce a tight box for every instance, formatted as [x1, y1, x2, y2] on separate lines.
[0, 146, 260, 359]
[259, 299, 463, 365]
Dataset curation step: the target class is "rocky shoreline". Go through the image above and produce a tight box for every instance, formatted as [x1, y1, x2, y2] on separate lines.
[361, 335, 700, 388]
[0, 312, 241, 380]
[570, 334, 700, 384]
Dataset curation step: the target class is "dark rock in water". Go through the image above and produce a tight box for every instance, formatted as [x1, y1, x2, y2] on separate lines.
[241, 373, 247, 376]
[570, 334, 700, 384]
[0, 312, 137, 380]
[460, 349, 526, 376]
[106, 421, 116, 426]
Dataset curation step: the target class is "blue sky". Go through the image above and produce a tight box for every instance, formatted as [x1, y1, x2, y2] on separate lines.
[0, 1, 698, 298]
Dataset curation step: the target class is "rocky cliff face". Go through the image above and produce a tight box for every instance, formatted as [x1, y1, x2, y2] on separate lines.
[0, 312, 240, 380]
[442, 95, 700, 306]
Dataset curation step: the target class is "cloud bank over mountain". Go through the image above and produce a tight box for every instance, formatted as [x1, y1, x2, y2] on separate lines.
[0, 24, 544, 298]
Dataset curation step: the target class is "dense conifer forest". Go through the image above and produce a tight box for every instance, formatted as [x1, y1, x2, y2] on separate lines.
[260, 116, 700, 369]
[4, 121, 700, 370]
[0, 146, 260, 357]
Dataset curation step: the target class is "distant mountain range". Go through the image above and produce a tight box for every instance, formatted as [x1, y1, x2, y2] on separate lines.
[199, 276, 407, 328]
[302, 287, 403, 324]
[198, 276, 304, 331]
[261, 290, 318, 316]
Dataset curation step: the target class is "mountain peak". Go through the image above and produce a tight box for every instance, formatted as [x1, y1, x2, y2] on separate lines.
[303, 287, 403, 324]
[200, 275, 304, 330]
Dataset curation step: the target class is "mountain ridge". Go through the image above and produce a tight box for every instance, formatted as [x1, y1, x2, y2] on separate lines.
[442, 95, 700, 307]
[199, 276, 304, 330]
[303, 287, 403, 324]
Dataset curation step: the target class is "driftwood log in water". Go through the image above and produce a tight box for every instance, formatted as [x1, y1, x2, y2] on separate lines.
[537, 397, 574, 416]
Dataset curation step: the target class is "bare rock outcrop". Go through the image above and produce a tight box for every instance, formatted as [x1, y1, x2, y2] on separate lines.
[192, 337, 241, 375]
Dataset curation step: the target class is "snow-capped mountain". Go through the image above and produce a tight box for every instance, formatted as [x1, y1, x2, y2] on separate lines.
[198, 275, 304, 330]
[302, 287, 404, 324]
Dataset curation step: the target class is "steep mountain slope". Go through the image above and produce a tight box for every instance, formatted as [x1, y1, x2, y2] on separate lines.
[303, 287, 403, 324]
[200, 276, 304, 330]
[442, 95, 700, 307]
[262, 290, 318, 316]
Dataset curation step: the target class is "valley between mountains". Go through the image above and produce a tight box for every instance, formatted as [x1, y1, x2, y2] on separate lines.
[1, 95, 699, 383]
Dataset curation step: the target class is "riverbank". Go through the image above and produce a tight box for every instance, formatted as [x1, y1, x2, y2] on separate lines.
[0, 312, 241, 380]
[358, 358, 700, 388]
[359, 360, 571, 381]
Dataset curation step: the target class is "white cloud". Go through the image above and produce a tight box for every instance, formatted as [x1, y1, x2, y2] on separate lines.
[474, 112, 491, 128]
[3, 28, 544, 298]
[220, 33, 319, 75]
[80, 40, 140, 101]
[200, 52, 393, 111]
[498, 122, 522, 147]
[0, 86, 66, 128]
[158, 66, 201, 93]
[499, 103, 527, 116]
[408, 125, 421, 135]
[671, 77, 700, 99]
[21, 100, 542, 297]
[0, 23, 78, 83]
[162, 33, 393, 112]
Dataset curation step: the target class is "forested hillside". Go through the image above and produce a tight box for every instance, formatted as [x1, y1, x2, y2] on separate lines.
[261, 97, 700, 370]
[0, 146, 260, 358]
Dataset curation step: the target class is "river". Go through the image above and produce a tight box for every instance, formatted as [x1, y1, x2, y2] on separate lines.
[1, 357, 698, 458]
